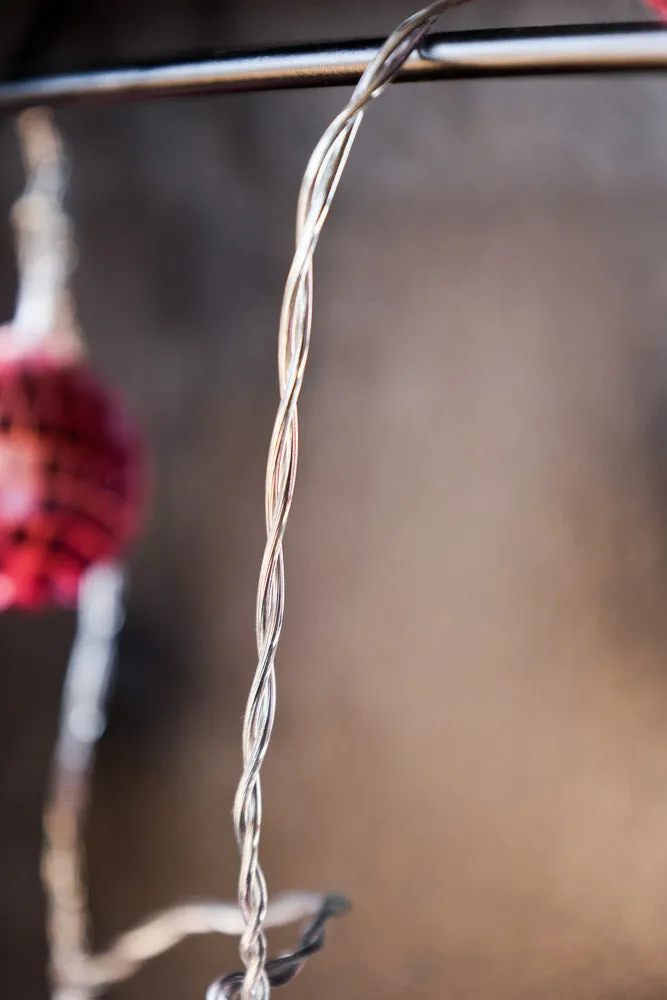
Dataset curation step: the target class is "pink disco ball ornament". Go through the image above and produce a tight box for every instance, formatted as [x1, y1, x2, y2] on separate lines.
[0, 350, 147, 610]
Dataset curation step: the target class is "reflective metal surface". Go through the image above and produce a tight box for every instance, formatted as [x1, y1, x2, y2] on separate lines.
[0, 23, 665, 110]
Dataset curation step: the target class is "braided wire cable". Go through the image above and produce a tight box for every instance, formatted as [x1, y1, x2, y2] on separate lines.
[231, 3, 471, 999]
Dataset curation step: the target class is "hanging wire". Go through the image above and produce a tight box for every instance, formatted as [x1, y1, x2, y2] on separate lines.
[228, 4, 471, 1000]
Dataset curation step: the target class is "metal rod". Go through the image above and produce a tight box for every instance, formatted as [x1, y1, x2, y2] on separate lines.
[0, 22, 666, 111]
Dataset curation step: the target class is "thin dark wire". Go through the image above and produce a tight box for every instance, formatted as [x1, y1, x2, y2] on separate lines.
[207, 896, 351, 1000]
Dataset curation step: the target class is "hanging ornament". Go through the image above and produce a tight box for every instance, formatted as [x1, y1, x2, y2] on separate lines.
[0, 354, 145, 609]
[0, 109, 146, 610]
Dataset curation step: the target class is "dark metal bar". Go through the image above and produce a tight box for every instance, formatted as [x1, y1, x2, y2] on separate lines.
[0, 22, 666, 111]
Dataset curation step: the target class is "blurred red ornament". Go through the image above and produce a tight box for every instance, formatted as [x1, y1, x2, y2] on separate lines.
[0, 350, 147, 610]
[645, 0, 667, 17]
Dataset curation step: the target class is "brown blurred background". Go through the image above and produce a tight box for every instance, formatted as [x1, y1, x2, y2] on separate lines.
[2, 1, 667, 997]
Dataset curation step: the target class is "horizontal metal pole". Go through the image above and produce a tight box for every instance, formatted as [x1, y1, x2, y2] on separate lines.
[0, 22, 666, 111]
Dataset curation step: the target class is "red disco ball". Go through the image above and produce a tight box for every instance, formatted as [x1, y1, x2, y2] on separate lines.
[0, 351, 147, 610]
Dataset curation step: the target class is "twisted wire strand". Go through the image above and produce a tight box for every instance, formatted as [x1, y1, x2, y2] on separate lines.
[231, 4, 471, 999]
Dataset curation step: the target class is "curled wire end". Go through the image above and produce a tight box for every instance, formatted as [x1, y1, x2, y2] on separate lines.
[206, 895, 351, 1000]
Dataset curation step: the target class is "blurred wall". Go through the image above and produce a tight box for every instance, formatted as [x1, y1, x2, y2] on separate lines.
[2, 2, 667, 998]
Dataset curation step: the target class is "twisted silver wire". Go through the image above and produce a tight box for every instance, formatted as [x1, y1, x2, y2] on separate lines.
[231, 4, 471, 999]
